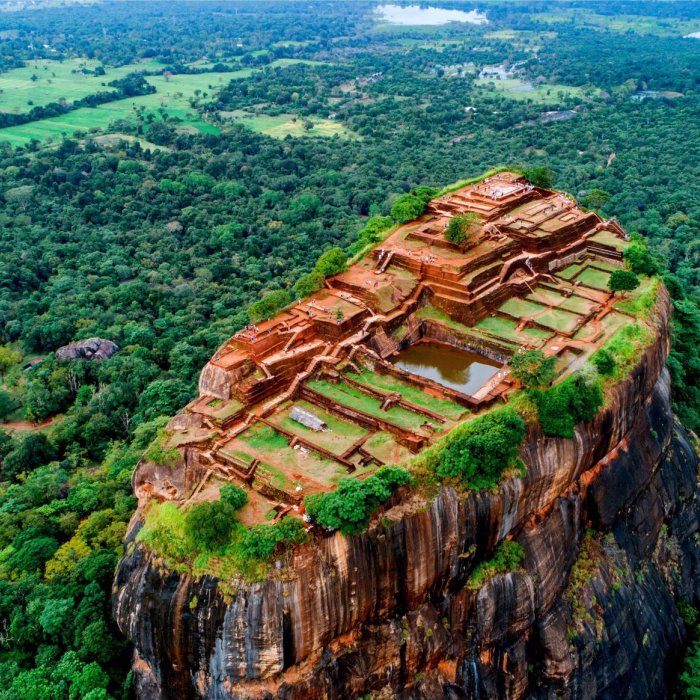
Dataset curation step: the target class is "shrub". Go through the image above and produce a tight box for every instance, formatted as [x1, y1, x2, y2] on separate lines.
[143, 426, 180, 465]
[411, 186, 439, 204]
[433, 407, 526, 489]
[445, 213, 479, 245]
[237, 517, 308, 561]
[591, 348, 616, 376]
[247, 289, 292, 323]
[220, 483, 249, 511]
[184, 500, 237, 552]
[349, 215, 394, 254]
[608, 269, 640, 295]
[293, 270, 324, 298]
[623, 233, 657, 276]
[314, 247, 348, 277]
[467, 540, 525, 589]
[304, 467, 412, 535]
[535, 370, 603, 438]
[523, 166, 555, 188]
[510, 349, 557, 389]
[391, 194, 426, 223]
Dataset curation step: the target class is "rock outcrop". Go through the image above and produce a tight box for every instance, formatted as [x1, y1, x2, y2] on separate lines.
[55, 337, 119, 361]
[114, 290, 699, 699]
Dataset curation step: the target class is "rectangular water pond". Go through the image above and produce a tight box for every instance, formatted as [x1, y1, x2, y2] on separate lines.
[390, 341, 501, 396]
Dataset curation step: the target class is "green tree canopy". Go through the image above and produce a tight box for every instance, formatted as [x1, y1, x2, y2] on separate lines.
[445, 213, 479, 245]
[390, 194, 426, 223]
[608, 269, 640, 295]
[510, 349, 557, 389]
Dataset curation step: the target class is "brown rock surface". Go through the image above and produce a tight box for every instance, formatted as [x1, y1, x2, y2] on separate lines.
[114, 289, 700, 699]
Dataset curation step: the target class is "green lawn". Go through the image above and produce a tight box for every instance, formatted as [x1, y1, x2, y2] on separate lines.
[475, 315, 551, 344]
[270, 399, 367, 455]
[0, 58, 164, 114]
[345, 369, 466, 422]
[559, 294, 596, 315]
[498, 297, 546, 318]
[534, 308, 581, 333]
[576, 267, 611, 290]
[557, 263, 584, 280]
[307, 379, 440, 433]
[362, 431, 413, 464]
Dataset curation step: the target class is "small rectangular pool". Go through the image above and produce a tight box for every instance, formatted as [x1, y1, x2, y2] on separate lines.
[390, 341, 501, 396]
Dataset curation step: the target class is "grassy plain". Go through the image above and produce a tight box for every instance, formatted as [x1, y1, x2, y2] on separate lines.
[232, 113, 353, 139]
[0, 59, 319, 146]
[474, 77, 591, 103]
[0, 58, 164, 113]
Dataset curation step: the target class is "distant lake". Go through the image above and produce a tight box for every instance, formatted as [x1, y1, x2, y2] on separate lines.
[375, 4, 489, 26]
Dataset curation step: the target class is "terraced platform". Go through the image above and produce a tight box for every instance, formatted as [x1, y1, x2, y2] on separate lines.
[164, 171, 633, 524]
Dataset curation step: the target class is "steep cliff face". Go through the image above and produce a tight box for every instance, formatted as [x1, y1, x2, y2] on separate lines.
[114, 292, 700, 699]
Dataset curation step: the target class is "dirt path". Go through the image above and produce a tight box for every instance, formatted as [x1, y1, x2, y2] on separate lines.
[1, 417, 54, 432]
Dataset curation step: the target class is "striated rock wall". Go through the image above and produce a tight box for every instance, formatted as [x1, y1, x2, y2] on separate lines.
[114, 290, 700, 699]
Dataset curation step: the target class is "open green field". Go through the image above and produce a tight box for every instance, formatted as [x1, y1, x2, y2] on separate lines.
[0, 59, 317, 147]
[531, 10, 700, 37]
[475, 78, 592, 104]
[0, 58, 164, 114]
[231, 113, 353, 139]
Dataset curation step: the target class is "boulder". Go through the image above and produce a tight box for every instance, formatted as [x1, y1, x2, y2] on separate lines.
[55, 337, 119, 361]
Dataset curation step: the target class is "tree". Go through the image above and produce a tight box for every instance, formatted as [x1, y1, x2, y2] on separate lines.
[445, 213, 479, 245]
[623, 233, 657, 276]
[220, 483, 248, 511]
[535, 370, 603, 438]
[247, 289, 292, 323]
[237, 517, 307, 561]
[433, 407, 525, 489]
[581, 188, 610, 212]
[591, 348, 615, 376]
[293, 270, 324, 298]
[184, 500, 236, 551]
[314, 247, 347, 277]
[0, 390, 17, 421]
[390, 194, 426, 223]
[304, 467, 412, 535]
[510, 350, 557, 389]
[0, 346, 21, 383]
[608, 269, 640, 296]
[523, 166, 555, 188]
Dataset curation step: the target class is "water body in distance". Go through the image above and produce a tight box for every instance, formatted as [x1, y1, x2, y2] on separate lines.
[375, 5, 489, 26]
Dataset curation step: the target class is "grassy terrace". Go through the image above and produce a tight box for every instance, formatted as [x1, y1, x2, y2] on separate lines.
[345, 368, 467, 421]
[269, 399, 367, 455]
[228, 421, 374, 488]
[575, 267, 611, 289]
[475, 316, 552, 344]
[307, 379, 442, 434]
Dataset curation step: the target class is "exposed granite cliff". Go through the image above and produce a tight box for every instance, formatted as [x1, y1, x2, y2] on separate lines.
[114, 290, 700, 698]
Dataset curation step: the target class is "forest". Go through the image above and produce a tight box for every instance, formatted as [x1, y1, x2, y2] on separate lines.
[1, 1, 700, 698]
